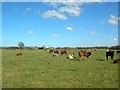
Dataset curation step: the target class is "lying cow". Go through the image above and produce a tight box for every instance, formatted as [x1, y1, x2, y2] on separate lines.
[113, 58, 120, 63]
[66, 53, 75, 60]
[16, 53, 22, 56]
[106, 50, 115, 60]
[78, 50, 92, 58]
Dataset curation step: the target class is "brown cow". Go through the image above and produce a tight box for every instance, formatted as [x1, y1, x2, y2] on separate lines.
[113, 58, 120, 63]
[49, 49, 54, 53]
[49, 49, 59, 54]
[78, 50, 92, 58]
[16, 53, 22, 56]
[60, 49, 67, 55]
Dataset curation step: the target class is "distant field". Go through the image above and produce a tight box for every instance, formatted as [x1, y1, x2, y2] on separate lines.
[2, 49, 118, 88]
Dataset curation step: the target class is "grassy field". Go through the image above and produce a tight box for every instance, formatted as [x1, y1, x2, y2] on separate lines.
[2, 49, 118, 88]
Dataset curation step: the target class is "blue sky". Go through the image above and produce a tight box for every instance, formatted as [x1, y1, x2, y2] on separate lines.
[2, 1, 119, 47]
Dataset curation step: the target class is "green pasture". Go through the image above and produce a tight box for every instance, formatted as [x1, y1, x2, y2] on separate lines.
[2, 49, 119, 88]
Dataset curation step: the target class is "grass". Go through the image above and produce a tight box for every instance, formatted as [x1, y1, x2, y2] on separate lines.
[2, 49, 118, 88]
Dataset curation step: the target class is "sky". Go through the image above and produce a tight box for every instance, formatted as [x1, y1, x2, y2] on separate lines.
[2, 1, 120, 47]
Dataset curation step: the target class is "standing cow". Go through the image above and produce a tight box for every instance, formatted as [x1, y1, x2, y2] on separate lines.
[60, 49, 67, 55]
[106, 50, 115, 61]
[78, 50, 92, 59]
[49, 49, 59, 56]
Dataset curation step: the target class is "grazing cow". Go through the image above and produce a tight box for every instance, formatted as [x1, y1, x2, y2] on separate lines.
[16, 53, 22, 56]
[106, 50, 115, 60]
[49, 49, 54, 53]
[49, 49, 59, 55]
[54, 50, 59, 54]
[113, 58, 120, 63]
[78, 50, 92, 58]
[60, 49, 67, 55]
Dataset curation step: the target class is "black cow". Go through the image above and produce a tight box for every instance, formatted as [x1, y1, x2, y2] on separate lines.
[116, 50, 120, 58]
[117, 51, 120, 54]
[106, 51, 115, 60]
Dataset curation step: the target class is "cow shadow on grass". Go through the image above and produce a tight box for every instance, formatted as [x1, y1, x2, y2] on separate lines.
[96, 59, 105, 61]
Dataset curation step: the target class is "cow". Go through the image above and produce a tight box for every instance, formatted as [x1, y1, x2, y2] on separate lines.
[117, 51, 120, 54]
[116, 50, 120, 58]
[106, 50, 115, 61]
[78, 50, 92, 59]
[66, 53, 75, 60]
[49, 49, 59, 56]
[52, 53, 59, 56]
[113, 58, 120, 63]
[49, 49, 54, 53]
[60, 49, 67, 55]
[16, 53, 22, 56]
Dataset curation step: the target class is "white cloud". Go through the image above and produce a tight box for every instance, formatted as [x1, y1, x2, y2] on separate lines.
[113, 38, 117, 41]
[0, 0, 4, 2]
[91, 32, 95, 35]
[27, 31, 34, 34]
[22, 8, 32, 15]
[42, 2, 83, 20]
[43, 0, 107, 3]
[52, 34, 59, 37]
[26, 8, 32, 11]
[59, 5, 81, 16]
[22, 12, 26, 15]
[3, 0, 118, 2]
[42, 0, 110, 20]
[42, 10, 67, 20]
[69, 23, 76, 26]
[67, 27, 73, 30]
[81, 0, 107, 2]
[108, 15, 120, 25]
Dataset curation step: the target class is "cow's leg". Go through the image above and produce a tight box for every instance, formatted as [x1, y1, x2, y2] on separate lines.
[66, 53, 67, 55]
[111, 56, 114, 60]
[106, 56, 108, 61]
[81, 56, 84, 61]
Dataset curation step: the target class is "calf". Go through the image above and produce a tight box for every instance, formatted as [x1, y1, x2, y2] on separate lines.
[106, 51, 115, 60]
[16, 53, 22, 56]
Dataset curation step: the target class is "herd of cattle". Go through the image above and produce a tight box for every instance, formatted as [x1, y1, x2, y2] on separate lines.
[49, 49, 93, 59]
[48, 49, 120, 63]
[15, 48, 120, 63]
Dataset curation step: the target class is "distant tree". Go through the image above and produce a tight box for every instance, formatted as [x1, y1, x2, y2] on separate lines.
[18, 42, 25, 49]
